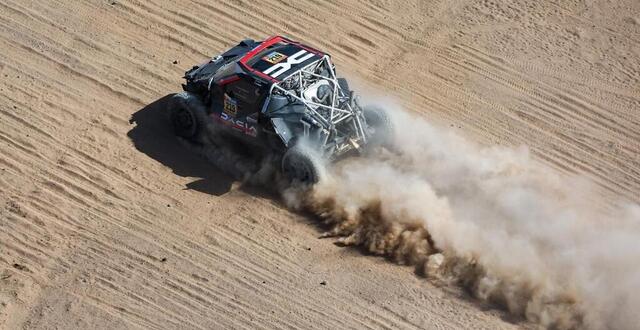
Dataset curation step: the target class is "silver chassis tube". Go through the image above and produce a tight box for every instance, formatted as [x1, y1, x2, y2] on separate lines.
[269, 56, 368, 146]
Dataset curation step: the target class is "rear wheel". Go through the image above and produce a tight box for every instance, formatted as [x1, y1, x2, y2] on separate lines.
[281, 145, 323, 185]
[168, 92, 206, 141]
[363, 105, 394, 149]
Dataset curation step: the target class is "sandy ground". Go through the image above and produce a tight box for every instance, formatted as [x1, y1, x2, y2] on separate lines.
[0, 0, 638, 329]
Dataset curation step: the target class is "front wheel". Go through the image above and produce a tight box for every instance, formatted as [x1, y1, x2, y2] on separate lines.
[167, 92, 207, 142]
[281, 145, 323, 185]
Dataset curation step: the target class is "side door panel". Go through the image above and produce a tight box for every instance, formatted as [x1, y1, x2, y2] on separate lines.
[210, 76, 265, 139]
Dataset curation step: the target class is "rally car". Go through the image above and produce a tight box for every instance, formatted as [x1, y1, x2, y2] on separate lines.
[168, 36, 393, 184]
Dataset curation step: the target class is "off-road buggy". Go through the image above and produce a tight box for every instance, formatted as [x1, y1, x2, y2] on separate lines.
[169, 36, 392, 184]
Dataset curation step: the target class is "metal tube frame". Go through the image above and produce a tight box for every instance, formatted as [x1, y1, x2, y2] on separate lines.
[269, 56, 367, 147]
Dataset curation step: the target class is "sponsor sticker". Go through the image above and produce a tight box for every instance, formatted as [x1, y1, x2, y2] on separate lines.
[262, 51, 287, 64]
[212, 112, 258, 137]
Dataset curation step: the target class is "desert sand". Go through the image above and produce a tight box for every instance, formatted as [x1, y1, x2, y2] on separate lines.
[1, 0, 639, 329]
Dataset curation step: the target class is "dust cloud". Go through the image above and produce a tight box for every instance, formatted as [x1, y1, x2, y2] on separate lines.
[284, 102, 640, 329]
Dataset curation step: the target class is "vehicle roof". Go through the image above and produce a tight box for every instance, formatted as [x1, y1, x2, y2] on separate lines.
[238, 36, 325, 83]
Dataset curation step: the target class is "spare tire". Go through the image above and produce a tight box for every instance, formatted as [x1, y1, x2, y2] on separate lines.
[167, 92, 207, 141]
[281, 145, 323, 185]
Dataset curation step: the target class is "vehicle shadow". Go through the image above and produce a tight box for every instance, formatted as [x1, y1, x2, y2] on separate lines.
[128, 94, 234, 196]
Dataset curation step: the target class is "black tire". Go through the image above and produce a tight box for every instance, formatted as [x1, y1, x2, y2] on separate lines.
[281, 145, 323, 185]
[363, 105, 394, 148]
[167, 92, 207, 141]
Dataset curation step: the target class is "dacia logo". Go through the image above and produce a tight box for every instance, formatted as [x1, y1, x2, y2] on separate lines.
[263, 50, 315, 78]
[215, 112, 258, 137]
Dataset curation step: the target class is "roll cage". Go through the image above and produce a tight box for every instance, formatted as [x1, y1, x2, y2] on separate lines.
[267, 55, 368, 149]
